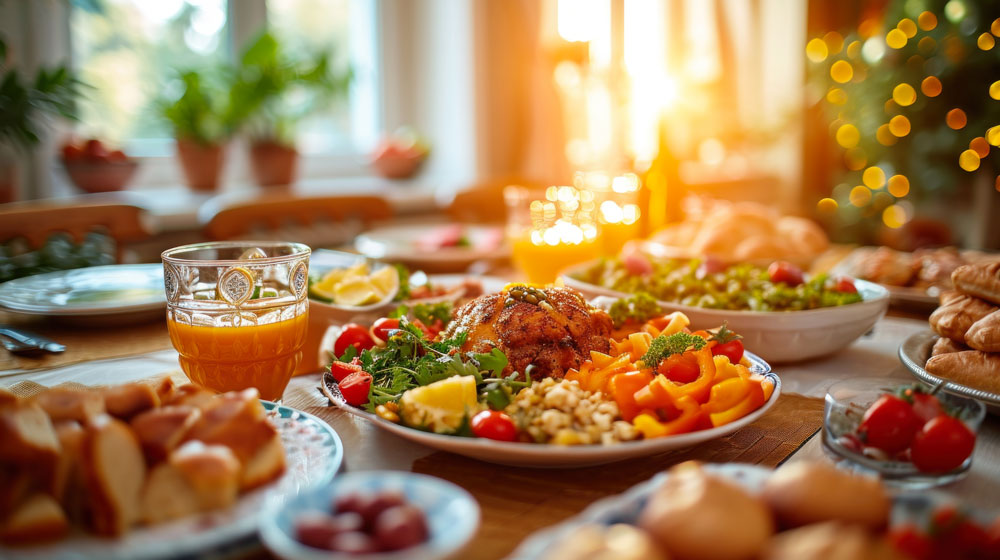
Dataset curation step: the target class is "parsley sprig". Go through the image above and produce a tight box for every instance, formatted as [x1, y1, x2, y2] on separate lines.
[640, 332, 707, 368]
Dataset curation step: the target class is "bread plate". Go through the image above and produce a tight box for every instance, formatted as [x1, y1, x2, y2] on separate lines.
[2, 401, 344, 560]
[509, 463, 990, 559]
[899, 330, 1000, 415]
[829, 248, 940, 310]
[562, 262, 890, 363]
[320, 355, 779, 469]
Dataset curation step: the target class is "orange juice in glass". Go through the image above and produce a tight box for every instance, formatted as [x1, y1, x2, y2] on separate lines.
[162, 242, 310, 401]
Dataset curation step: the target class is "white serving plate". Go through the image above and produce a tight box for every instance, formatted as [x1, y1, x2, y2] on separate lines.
[1, 402, 344, 560]
[561, 262, 890, 363]
[320, 355, 779, 468]
[354, 224, 507, 270]
[260, 471, 480, 560]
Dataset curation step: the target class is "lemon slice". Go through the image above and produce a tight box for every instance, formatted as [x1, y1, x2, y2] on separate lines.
[369, 266, 400, 300]
[333, 277, 380, 306]
[399, 376, 479, 433]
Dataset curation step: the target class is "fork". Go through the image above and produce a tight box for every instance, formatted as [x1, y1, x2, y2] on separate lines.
[0, 327, 66, 356]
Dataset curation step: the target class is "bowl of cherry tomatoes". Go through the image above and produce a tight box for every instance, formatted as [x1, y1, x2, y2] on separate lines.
[60, 138, 138, 193]
[823, 377, 985, 488]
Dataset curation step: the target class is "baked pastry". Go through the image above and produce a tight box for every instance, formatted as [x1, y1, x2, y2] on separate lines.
[761, 462, 889, 529]
[0, 388, 19, 406]
[932, 336, 967, 356]
[928, 295, 997, 343]
[639, 462, 773, 560]
[764, 522, 903, 560]
[31, 387, 105, 424]
[102, 383, 161, 420]
[966, 310, 1000, 352]
[0, 493, 68, 544]
[140, 441, 240, 525]
[131, 406, 202, 464]
[925, 351, 1000, 393]
[952, 261, 1000, 305]
[0, 403, 60, 489]
[162, 384, 216, 409]
[80, 415, 146, 536]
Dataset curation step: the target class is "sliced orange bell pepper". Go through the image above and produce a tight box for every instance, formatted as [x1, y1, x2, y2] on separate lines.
[673, 348, 717, 404]
[634, 376, 677, 410]
[633, 395, 702, 438]
[709, 381, 765, 427]
[703, 376, 751, 413]
[607, 369, 654, 421]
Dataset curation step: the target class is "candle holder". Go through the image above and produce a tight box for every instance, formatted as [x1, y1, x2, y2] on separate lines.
[504, 184, 600, 283]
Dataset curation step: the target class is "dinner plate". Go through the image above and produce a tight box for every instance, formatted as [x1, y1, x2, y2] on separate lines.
[829, 248, 940, 309]
[899, 330, 1000, 415]
[320, 353, 778, 468]
[562, 261, 890, 363]
[2, 401, 344, 560]
[0, 264, 166, 325]
[509, 463, 990, 559]
[354, 224, 507, 271]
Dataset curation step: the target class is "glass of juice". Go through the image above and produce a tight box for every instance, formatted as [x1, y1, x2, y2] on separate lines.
[161, 241, 311, 401]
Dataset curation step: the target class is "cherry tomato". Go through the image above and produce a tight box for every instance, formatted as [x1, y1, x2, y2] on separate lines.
[470, 410, 518, 442]
[767, 261, 804, 287]
[330, 360, 363, 382]
[696, 256, 726, 278]
[410, 319, 443, 340]
[832, 276, 857, 293]
[888, 525, 933, 560]
[658, 354, 700, 383]
[623, 252, 653, 276]
[338, 371, 372, 407]
[370, 317, 400, 344]
[334, 324, 375, 358]
[906, 390, 945, 424]
[858, 394, 923, 454]
[711, 340, 744, 364]
[910, 415, 975, 473]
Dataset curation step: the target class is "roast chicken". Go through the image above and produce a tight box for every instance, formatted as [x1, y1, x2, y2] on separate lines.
[442, 286, 613, 380]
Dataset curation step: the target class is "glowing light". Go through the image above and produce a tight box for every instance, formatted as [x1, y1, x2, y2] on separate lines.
[921, 76, 942, 97]
[836, 124, 860, 148]
[557, 0, 601, 42]
[863, 166, 886, 189]
[885, 99, 898, 114]
[987, 126, 1000, 146]
[824, 32, 844, 54]
[991, 81, 1000, 100]
[979, 33, 996, 50]
[845, 148, 867, 170]
[918, 36, 937, 54]
[946, 108, 967, 130]
[893, 83, 917, 106]
[886, 29, 907, 49]
[698, 138, 726, 165]
[850, 186, 872, 207]
[827, 88, 847, 105]
[830, 60, 853, 83]
[993, 18, 1000, 36]
[883, 205, 908, 228]
[918, 11, 938, 31]
[846, 41, 861, 59]
[888, 175, 910, 197]
[877, 124, 898, 146]
[817, 198, 838, 213]
[945, 1, 966, 23]
[898, 18, 917, 38]
[997, 176, 1000, 192]
[970, 137, 990, 158]
[806, 38, 828, 62]
[959, 149, 981, 172]
[862, 37, 886, 63]
[889, 115, 911, 137]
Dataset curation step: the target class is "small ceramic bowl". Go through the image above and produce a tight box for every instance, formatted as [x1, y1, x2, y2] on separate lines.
[822, 377, 986, 489]
[259, 471, 480, 560]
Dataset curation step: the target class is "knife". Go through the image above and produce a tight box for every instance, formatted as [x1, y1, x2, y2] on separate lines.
[0, 327, 66, 353]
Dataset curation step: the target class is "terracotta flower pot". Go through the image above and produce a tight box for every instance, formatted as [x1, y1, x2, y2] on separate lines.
[250, 141, 298, 187]
[0, 160, 16, 203]
[176, 139, 226, 192]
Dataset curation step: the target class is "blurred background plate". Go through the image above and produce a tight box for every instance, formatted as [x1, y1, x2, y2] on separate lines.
[355, 223, 507, 273]
[0, 264, 166, 324]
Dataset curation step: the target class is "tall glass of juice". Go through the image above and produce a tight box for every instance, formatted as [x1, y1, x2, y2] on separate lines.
[161, 241, 311, 401]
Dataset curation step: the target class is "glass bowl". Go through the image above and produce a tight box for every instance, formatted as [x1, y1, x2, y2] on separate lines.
[822, 377, 986, 489]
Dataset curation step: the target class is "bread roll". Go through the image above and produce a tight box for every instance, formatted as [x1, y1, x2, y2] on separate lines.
[762, 462, 889, 529]
[131, 405, 202, 464]
[162, 384, 216, 409]
[0, 493, 68, 544]
[31, 387, 105, 424]
[102, 383, 160, 420]
[80, 415, 146, 536]
[764, 522, 904, 560]
[639, 462, 773, 560]
[924, 351, 1000, 393]
[0, 403, 60, 489]
[952, 261, 1000, 305]
[966, 309, 1000, 352]
[932, 336, 967, 356]
[928, 295, 997, 343]
[0, 388, 19, 406]
[140, 441, 240, 525]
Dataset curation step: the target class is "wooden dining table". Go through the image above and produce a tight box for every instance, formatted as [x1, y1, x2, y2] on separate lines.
[2, 301, 999, 559]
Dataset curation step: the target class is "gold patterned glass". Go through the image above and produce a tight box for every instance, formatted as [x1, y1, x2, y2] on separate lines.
[162, 241, 311, 401]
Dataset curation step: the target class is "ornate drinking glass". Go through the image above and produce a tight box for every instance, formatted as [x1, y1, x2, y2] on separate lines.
[162, 241, 311, 401]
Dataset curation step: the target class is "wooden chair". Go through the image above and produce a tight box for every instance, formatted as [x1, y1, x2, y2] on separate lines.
[446, 178, 544, 224]
[0, 202, 150, 262]
[200, 194, 393, 243]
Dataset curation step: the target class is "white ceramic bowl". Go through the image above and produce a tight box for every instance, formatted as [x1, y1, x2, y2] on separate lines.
[563, 262, 890, 363]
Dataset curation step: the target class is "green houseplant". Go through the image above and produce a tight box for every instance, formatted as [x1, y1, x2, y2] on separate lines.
[160, 70, 231, 191]
[0, 37, 83, 202]
[227, 32, 351, 187]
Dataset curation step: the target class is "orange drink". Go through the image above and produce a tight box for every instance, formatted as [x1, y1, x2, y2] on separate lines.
[511, 234, 601, 284]
[167, 312, 308, 401]
[162, 241, 311, 401]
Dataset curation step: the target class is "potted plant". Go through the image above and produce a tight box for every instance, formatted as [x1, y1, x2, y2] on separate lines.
[0, 37, 83, 202]
[227, 33, 350, 187]
[160, 70, 230, 192]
